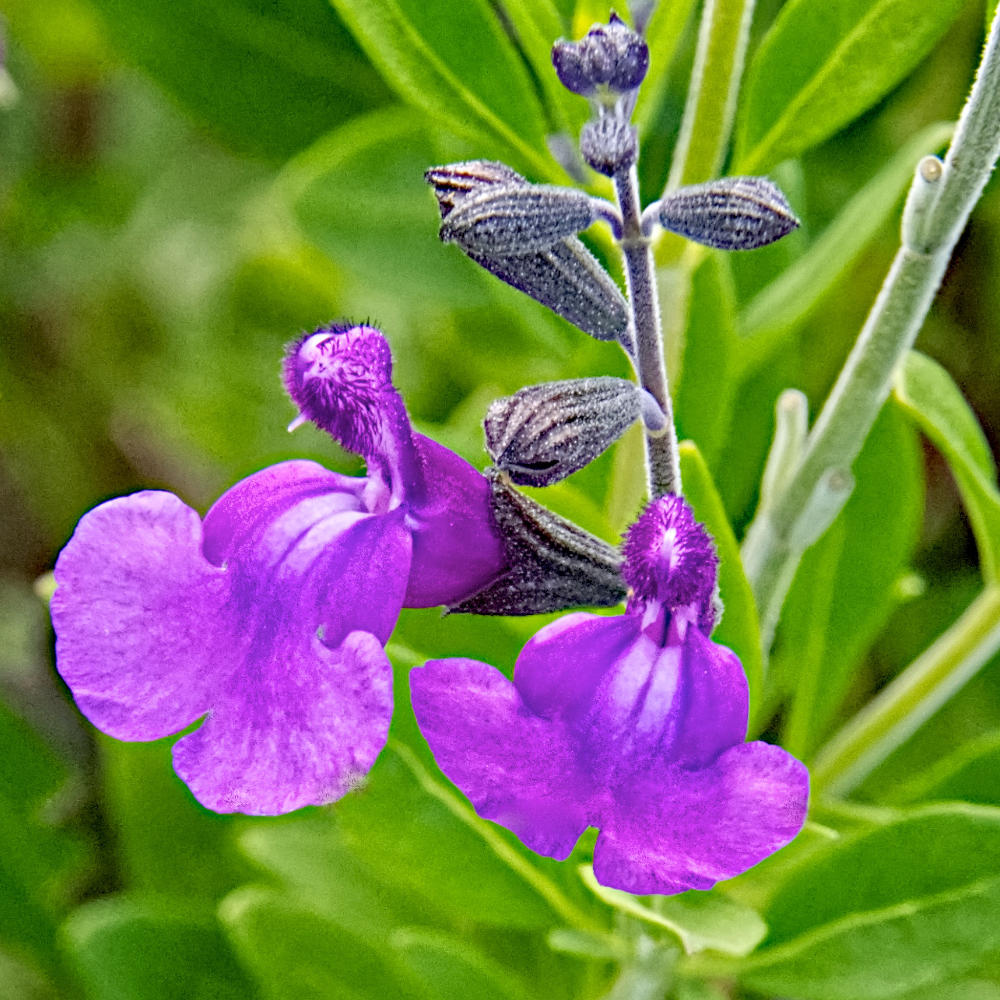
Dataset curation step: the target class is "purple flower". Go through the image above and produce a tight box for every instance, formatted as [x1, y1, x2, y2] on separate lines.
[410, 495, 808, 894]
[51, 324, 506, 815]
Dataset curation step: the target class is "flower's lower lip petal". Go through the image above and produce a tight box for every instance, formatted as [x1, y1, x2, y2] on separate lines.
[410, 657, 591, 860]
[592, 741, 809, 895]
[51, 492, 226, 740]
[403, 435, 506, 608]
[201, 460, 366, 567]
[172, 630, 393, 815]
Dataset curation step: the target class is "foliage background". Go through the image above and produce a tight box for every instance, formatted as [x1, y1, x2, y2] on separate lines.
[2, 0, 1000, 997]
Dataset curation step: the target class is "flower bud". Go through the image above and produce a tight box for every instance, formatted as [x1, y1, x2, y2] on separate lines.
[426, 161, 630, 342]
[657, 176, 799, 250]
[552, 13, 649, 97]
[450, 470, 626, 615]
[440, 185, 598, 255]
[424, 160, 525, 218]
[580, 115, 638, 177]
[485, 377, 641, 486]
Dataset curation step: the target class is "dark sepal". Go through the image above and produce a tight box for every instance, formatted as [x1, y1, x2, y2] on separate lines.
[449, 469, 627, 615]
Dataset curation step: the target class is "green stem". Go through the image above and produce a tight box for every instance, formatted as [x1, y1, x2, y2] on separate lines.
[743, 7, 1000, 641]
[666, 0, 756, 190]
[811, 585, 1000, 798]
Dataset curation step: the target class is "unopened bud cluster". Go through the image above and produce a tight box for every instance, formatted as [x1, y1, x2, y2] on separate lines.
[420, 14, 803, 618]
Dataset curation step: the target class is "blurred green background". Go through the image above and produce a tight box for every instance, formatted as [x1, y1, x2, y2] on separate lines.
[2, 0, 1000, 997]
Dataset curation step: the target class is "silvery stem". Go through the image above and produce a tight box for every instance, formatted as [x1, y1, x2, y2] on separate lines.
[743, 7, 1000, 643]
[613, 164, 681, 497]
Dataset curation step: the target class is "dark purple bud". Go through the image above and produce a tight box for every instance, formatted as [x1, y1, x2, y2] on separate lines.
[450, 469, 625, 615]
[464, 240, 629, 341]
[485, 377, 641, 486]
[426, 162, 629, 341]
[581, 116, 638, 177]
[552, 13, 649, 97]
[657, 176, 800, 250]
[440, 186, 598, 255]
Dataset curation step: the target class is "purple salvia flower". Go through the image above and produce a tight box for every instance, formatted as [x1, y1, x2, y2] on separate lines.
[411, 494, 808, 894]
[51, 324, 505, 815]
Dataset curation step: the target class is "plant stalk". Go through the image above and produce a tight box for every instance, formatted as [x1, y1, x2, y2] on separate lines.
[614, 165, 681, 497]
[743, 7, 1000, 641]
[811, 585, 1000, 798]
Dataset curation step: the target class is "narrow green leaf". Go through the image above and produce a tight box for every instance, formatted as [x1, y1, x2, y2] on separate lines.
[63, 899, 257, 1000]
[894, 350, 1000, 582]
[679, 442, 765, 707]
[220, 887, 419, 1000]
[735, 0, 965, 172]
[741, 805, 1000, 1000]
[739, 122, 954, 346]
[775, 403, 923, 758]
[500, 0, 584, 138]
[327, 0, 553, 177]
[634, 0, 701, 136]
[886, 730, 1000, 807]
[393, 928, 532, 1000]
[83, 0, 391, 158]
[579, 867, 766, 957]
[676, 254, 740, 467]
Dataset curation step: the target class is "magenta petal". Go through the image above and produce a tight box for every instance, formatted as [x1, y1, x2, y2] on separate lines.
[52, 492, 227, 740]
[411, 658, 591, 859]
[172, 630, 393, 814]
[663, 627, 749, 768]
[202, 460, 367, 567]
[593, 742, 810, 894]
[514, 612, 639, 720]
[403, 435, 506, 607]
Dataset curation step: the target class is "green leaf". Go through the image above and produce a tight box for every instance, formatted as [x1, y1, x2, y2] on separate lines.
[332, 742, 568, 929]
[886, 730, 1000, 807]
[579, 867, 766, 957]
[678, 442, 765, 707]
[83, 0, 391, 158]
[392, 928, 532, 1000]
[634, 0, 701, 136]
[739, 122, 954, 345]
[735, 0, 965, 172]
[741, 805, 1000, 1000]
[237, 814, 424, 940]
[326, 0, 553, 177]
[676, 254, 740, 467]
[98, 735, 250, 902]
[0, 700, 86, 982]
[63, 898, 257, 1000]
[498, 0, 584, 139]
[774, 403, 923, 759]
[220, 887, 419, 1000]
[280, 107, 495, 314]
[894, 350, 1000, 582]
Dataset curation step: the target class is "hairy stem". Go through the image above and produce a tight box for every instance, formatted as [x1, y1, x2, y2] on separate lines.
[743, 8, 1000, 642]
[811, 585, 1000, 798]
[614, 165, 681, 497]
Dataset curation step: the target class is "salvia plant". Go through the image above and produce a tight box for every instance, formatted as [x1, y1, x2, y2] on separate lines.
[5, 1, 1000, 998]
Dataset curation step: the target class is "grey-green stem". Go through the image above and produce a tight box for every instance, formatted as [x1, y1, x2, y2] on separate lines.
[743, 7, 1000, 643]
[614, 164, 681, 497]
